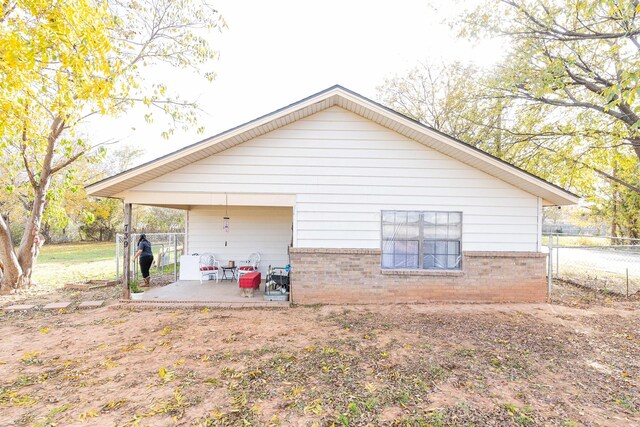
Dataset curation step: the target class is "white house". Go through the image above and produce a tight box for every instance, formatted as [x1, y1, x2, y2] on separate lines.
[87, 85, 578, 303]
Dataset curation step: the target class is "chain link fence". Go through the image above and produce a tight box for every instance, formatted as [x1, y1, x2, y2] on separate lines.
[116, 233, 185, 283]
[544, 234, 640, 297]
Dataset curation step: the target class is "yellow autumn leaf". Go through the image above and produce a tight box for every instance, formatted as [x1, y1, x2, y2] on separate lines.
[158, 367, 175, 382]
[78, 409, 98, 420]
[365, 383, 377, 393]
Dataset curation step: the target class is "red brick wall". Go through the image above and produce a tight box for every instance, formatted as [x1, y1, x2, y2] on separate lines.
[289, 248, 547, 304]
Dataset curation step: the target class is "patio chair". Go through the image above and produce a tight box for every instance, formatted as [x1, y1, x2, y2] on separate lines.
[237, 252, 261, 282]
[199, 253, 220, 284]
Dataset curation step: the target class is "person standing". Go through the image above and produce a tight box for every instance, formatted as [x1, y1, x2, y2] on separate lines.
[133, 234, 154, 287]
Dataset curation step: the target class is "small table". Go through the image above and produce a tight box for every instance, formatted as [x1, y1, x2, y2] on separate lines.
[221, 266, 237, 281]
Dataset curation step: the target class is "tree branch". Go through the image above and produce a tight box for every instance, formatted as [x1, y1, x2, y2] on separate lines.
[40, 116, 66, 184]
[50, 150, 86, 175]
[20, 116, 37, 189]
[508, 89, 630, 122]
[500, 0, 640, 41]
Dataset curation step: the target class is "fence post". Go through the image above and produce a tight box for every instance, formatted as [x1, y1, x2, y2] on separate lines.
[132, 234, 138, 280]
[115, 234, 120, 283]
[174, 233, 178, 282]
[547, 234, 553, 301]
[158, 243, 164, 274]
[627, 268, 630, 298]
[556, 234, 560, 279]
[122, 204, 132, 299]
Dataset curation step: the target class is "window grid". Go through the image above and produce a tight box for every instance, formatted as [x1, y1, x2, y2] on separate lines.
[382, 210, 462, 270]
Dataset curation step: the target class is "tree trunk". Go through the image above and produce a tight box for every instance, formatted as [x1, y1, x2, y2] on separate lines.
[611, 162, 619, 244]
[494, 105, 504, 157]
[0, 215, 23, 294]
[16, 174, 51, 287]
[14, 116, 63, 288]
[42, 220, 52, 242]
[631, 137, 640, 163]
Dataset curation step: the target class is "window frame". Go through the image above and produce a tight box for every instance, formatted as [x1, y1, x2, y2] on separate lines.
[381, 210, 463, 271]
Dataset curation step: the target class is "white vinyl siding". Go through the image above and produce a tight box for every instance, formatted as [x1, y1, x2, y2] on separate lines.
[130, 106, 540, 252]
[188, 206, 292, 277]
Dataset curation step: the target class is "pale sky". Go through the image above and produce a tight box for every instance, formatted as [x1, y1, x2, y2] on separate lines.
[85, 0, 504, 165]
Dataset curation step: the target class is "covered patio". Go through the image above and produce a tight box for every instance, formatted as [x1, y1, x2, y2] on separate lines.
[115, 197, 294, 303]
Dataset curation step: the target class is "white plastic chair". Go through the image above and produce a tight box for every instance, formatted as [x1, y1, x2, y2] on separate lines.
[199, 253, 220, 283]
[237, 252, 261, 282]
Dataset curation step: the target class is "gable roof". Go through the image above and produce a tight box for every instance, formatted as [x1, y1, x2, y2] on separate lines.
[86, 85, 579, 206]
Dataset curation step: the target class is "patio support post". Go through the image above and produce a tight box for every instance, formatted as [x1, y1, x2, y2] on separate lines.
[123, 202, 132, 299]
[547, 235, 553, 302]
[174, 234, 178, 282]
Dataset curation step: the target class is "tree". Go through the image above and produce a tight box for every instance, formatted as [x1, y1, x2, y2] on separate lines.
[77, 145, 145, 241]
[133, 206, 185, 234]
[377, 62, 511, 156]
[457, 0, 640, 193]
[0, 0, 224, 293]
[377, 62, 590, 188]
[79, 198, 123, 241]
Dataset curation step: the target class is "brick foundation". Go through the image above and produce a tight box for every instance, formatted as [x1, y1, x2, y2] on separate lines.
[289, 248, 547, 304]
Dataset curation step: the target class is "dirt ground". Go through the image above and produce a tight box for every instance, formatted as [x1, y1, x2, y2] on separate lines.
[1, 282, 639, 426]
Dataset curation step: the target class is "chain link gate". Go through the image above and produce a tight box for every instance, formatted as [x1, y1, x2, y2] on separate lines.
[116, 233, 185, 284]
[545, 234, 640, 297]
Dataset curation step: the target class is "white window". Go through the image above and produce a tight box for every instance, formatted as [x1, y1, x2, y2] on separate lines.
[382, 210, 462, 270]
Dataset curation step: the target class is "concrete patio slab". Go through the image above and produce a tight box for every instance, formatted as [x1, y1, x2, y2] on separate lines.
[43, 302, 72, 310]
[107, 280, 290, 310]
[133, 280, 287, 304]
[78, 300, 105, 309]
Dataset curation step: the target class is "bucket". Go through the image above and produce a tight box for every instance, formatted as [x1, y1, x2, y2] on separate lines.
[130, 291, 145, 300]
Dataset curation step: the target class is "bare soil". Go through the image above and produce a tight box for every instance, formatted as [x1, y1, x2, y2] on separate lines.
[1, 281, 638, 426]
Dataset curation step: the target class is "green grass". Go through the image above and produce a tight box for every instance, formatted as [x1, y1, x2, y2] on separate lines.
[36, 242, 116, 264]
[32, 242, 116, 287]
[31, 242, 178, 287]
